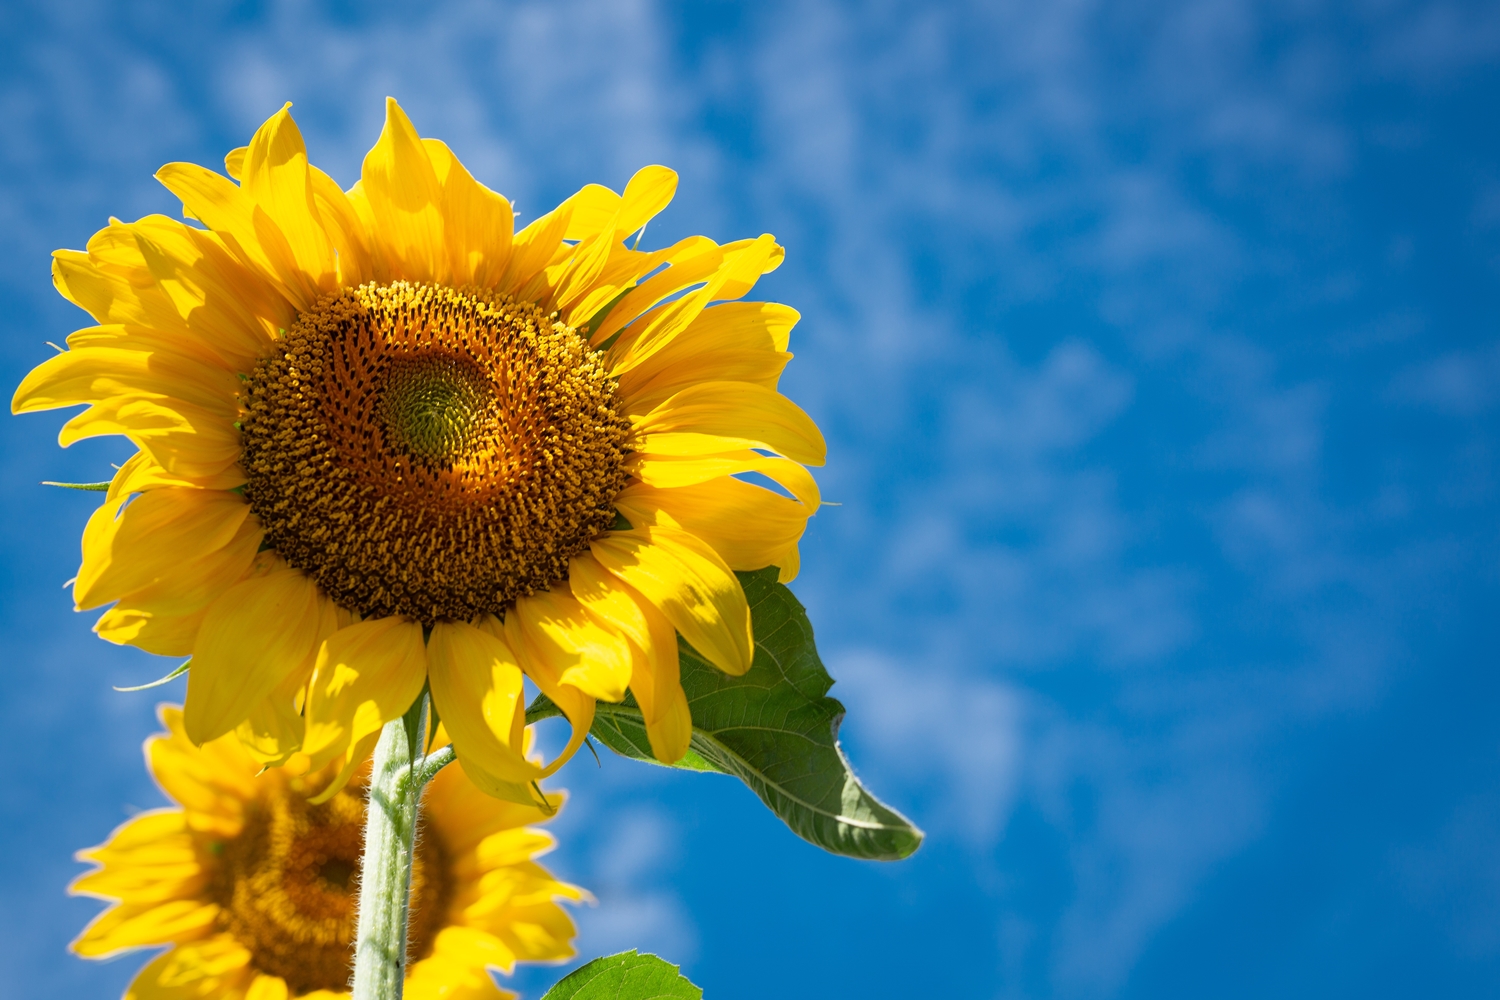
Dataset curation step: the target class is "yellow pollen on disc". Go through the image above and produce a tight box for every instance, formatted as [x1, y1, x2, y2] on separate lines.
[210, 781, 452, 995]
[240, 281, 633, 623]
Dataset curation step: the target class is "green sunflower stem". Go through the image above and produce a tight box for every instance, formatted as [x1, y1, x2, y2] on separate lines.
[351, 690, 453, 1000]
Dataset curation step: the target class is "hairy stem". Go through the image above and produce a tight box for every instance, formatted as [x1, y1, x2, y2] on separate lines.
[350, 691, 452, 1000]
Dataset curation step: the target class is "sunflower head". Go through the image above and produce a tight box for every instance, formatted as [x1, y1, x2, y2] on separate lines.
[70, 706, 582, 1000]
[14, 98, 826, 798]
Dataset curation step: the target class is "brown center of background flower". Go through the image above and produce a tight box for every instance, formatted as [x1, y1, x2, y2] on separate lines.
[240, 281, 632, 623]
[210, 781, 453, 995]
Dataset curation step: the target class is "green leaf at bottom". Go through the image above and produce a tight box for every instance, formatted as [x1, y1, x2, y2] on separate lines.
[540, 951, 701, 1000]
[528, 567, 924, 861]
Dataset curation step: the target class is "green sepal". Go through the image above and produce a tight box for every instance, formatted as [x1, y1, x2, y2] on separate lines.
[113, 660, 191, 692]
[41, 480, 110, 491]
[540, 951, 700, 1000]
[526, 568, 924, 861]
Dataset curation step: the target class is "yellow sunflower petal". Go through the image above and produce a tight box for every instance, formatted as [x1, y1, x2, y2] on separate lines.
[630, 380, 827, 466]
[550, 165, 678, 314]
[424, 925, 518, 975]
[427, 620, 539, 793]
[606, 234, 782, 375]
[627, 449, 821, 509]
[122, 941, 252, 1000]
[302, 615, 429, 770]
[613, 301, 800, 413]
[360, 97, 447, 283]
[70, 810, 203, 905]
[423, 756, 562, 859]
[94, 510, 263, 656]
[511, 588, 633, 703]
[184, 562, 326, 745]
[116, 217, 294, 368]
[587, 236, 731, 347]
[59, 395, 243, 482]
[477, 900, 581, 964]
[51, 248, 194, 337]
[71, 898, 220, 958]
[407, 948, 512, 1000]
[565, 553, 690, 762]
[423, 137, 514, 288]
[501, 198, 575, 298]
[150, 706, 259, 837]
[491, 613, 597, 777]
[238, 103, 339, 295]
[244, 974, 290, 1000]
[155, 159, 313, 311]
[628, 587, 692, 764]
[309, 164, 375, 284]
[12, 343, 240, 417]
[590, 523, 753, 676]
[236, 591, 348, 767]
[615, 476, 811, 574]
[75, 488, 251, 611]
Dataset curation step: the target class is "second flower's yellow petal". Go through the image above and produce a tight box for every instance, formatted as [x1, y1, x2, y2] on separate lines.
[184, 563, 326, 745]
[302, 616, 429, 770]
[244, 974, 290, 1000]
[120, 940, 253, 1000]
[590, 523, 753, 676]
[149, 706, 259, 837]
[71, 898, 219, 958]
[406, 947, 512, 1000]
[70, 810, 203, 905]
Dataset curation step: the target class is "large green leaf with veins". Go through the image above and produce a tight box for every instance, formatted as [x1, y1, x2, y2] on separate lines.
[540, 951, 701, 1000]
[528, 567, 923, 861]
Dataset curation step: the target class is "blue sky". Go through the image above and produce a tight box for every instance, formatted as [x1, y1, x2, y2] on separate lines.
[2, 1, 1498, 997]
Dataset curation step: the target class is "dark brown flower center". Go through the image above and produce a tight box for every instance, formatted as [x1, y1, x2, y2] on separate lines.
[239, 281, 632, 623]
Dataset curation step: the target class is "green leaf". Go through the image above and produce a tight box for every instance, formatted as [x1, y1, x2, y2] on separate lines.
[528, 567, 923, 861]
[540, 951, 701, 1000]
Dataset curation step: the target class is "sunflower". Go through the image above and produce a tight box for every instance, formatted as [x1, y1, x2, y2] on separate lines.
[71, 706, 583, 1000]
[14, 98, 824, 796]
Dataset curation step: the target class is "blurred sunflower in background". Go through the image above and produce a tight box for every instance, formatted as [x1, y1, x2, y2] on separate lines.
[13, 97, 824, 797]
[71, 706, 582, 1000]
